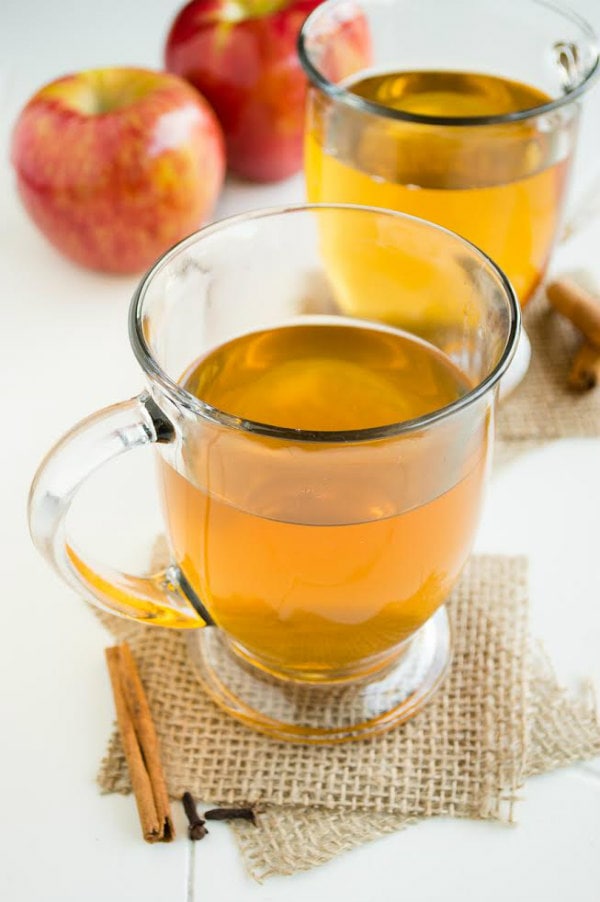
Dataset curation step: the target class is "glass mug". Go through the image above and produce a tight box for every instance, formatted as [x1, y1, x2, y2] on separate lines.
[300, 0, 599, 308]
[29, 205, 519, 742]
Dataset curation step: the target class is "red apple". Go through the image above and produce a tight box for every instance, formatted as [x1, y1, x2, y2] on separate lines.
[11, 67, 225, 274]
[165, 0, 321, 183]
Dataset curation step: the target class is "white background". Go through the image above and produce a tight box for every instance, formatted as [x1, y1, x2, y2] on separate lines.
[1, 2, 600, 900]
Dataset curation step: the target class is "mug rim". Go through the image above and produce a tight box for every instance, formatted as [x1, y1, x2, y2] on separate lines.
[129, 203, 521, 444]
[298, 0, 600, 127]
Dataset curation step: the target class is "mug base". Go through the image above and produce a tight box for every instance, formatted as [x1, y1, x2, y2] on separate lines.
[186, 606, 451, 743]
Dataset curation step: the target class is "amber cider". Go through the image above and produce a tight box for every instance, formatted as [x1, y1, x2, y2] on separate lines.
[159, 321, 488, 679]
[306, 70, 570, 305]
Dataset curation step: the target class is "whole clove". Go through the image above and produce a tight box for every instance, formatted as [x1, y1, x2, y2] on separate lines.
[182, 792, 208, 841]
[204, 806, 259, 826]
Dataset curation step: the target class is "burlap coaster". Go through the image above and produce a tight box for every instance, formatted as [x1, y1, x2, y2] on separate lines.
[96, 554, 600, 879]
[496, 290, 600, 443]
[228, 652, 600, 880]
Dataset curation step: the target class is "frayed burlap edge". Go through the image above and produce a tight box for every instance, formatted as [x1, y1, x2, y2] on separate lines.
[226, 645, 600, 882]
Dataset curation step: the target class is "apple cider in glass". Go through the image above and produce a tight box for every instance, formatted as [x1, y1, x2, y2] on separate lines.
[29, 202, 519, 738]
[159, 321, 487, 680]
[305, 69, 573, 305]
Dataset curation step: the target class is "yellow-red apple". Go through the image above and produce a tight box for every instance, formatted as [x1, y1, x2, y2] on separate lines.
[11, 67, 225, 274]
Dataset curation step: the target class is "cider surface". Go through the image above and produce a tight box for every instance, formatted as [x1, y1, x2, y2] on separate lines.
[183, 321, 469, 430]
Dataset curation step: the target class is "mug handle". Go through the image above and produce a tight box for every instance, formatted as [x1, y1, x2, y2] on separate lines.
[28, 392, 213, 629]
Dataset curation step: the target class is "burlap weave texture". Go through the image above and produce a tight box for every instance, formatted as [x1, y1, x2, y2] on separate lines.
[497, 291, 600, 442]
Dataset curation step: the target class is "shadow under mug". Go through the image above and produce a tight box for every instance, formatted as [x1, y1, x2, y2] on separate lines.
[28, 204, 520, 742]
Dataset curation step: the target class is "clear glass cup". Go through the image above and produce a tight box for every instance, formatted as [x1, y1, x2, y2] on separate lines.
[28, 205, 519, 742]
[300, 0, 599, 308]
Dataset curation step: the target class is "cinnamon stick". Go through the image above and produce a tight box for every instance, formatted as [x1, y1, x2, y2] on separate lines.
[547, 279, 600, 348]
[568, 342, 600, 391]
[105, 643, 174, 843]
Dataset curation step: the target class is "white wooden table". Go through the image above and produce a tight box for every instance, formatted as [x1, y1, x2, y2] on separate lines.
[2, 2, 600, 899]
